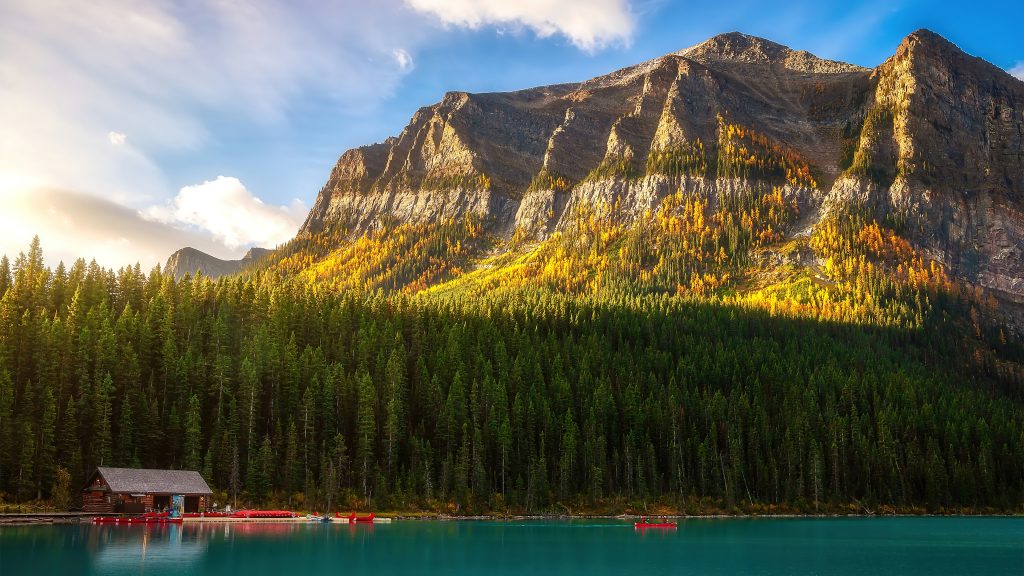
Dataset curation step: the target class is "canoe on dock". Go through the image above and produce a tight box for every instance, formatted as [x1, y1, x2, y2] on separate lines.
[93, 516, 183, 524]
[342, 512, 375, 524]
[231, 510, 297, 519]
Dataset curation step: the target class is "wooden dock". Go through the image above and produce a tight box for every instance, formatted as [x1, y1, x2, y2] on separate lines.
[0, 512, 97, 524]
[0, 512, 392, 525]
[182, 516, 392, 524]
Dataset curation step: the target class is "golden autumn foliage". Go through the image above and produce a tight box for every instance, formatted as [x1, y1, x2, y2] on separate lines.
[253, 182, 1002, 341]
[717, 116, 819, 189]
[254, 215, 486, 294]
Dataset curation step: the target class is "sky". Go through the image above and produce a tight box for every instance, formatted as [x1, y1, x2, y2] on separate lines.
[1, 0, 1022, 269]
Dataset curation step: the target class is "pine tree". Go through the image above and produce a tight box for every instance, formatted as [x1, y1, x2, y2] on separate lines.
[93, 373, 113, 467]
[558, 410, 578, 500]
[229, 443, 240, 509]
[497, 414, 511, 497]
[252, 435, 274, 505]
[284, 420, 301, 504]
[16, 421, 35, 500]
[57, 397, 82, 484]
[116, 396, 136, 467]
[0, 368, 13, 494]
[384, 348, 405, 480]
[35, 385, 57, 499]
[454, 423, 470, 507]
[356, 370, 376, 501]
[183, 394, 203, 471]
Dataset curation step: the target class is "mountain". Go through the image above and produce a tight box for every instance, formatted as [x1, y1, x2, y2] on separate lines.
[164, 246, 270, 279]
[8, 30, 1024, 514]
[292, 30, 1024, 326]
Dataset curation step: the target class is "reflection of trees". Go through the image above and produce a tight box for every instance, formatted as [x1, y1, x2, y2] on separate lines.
[92, 525, 204, 572]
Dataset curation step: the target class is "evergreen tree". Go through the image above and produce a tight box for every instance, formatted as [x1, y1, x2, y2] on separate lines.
[57, 397, 82, 483]
[93, 373, 113, 467]
[0, 235, 1022, 513]
[183, 394, 203, 471]
[356, 370, 376, 501]
[284, 420, 301, 504]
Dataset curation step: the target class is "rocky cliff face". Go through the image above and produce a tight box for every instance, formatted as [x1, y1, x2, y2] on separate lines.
[300, 30, 1023, 316]
[164, 246, 270, 279]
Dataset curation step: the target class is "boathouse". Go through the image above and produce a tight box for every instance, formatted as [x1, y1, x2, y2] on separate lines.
[82, 467, 213, 514]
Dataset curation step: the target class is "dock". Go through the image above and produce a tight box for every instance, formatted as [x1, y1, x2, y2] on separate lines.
[182, 516, 392, 524]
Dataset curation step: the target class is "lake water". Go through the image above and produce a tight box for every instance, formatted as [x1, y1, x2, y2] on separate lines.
[1, 517, 1021, 575]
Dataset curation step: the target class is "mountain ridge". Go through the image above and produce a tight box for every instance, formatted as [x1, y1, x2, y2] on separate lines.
[164, 246, 270, 279]
[180, 29, 1024, 328]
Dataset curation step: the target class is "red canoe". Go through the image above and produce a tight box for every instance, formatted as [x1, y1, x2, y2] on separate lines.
[93, 516, 183, 524]
[634, 516, 677, 529]
[342, 512, 375, 524]
[231, 510, 297, 519]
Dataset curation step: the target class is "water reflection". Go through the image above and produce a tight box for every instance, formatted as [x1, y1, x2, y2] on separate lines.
[87, 521, 376, 574]
[2, 518, 1019, 576]
[92, 524, 205, 572]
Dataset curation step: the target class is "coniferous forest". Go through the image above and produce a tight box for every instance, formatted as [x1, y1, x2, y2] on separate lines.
[1, 233, 1022, 515]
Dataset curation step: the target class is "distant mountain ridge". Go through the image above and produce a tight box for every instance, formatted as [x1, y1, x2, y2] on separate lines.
[166, 30, 1024, 326]
[291, 30, 1024, 322]
[164, 246, 270, 279]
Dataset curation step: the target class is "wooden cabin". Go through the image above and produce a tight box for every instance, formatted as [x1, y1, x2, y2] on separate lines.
[82, 467, 213, 514]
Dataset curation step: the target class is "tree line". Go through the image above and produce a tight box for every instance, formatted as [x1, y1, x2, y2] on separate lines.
[0, 237, 1021, 513]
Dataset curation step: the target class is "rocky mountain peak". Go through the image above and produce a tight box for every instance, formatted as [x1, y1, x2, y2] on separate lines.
[195, 30, 1024, 325]
[885, 28, 1023, 88]
[165, 246, 271, 280]
[679, 31, 867, 74]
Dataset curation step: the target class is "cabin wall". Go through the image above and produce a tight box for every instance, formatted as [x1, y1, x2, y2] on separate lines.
[82, 490, 112, 513]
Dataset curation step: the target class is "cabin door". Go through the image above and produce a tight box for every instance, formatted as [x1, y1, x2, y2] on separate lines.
[153, 495, 171, 511]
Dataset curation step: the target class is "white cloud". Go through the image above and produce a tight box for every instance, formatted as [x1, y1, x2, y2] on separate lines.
[0, 188, 239, 268]
[393, 48, 415, 71]
[108, 131, 127, 146]
[1010, 62, 1024, 81]
[405, 0, 635, 51]
[0, 0, 431, 207]
[144, 176, 306, 250]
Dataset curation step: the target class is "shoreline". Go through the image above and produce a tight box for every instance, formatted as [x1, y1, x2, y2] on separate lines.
[2, 510, 1021, 527]
[386, 512, 1024, 521]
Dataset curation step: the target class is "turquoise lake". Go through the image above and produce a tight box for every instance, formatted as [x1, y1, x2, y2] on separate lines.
[1, 517, 1021, 575]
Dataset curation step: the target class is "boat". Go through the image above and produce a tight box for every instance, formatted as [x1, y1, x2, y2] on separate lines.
[182, 512, 231, 518]
[92, 515, 183, 524]
[634, 516, 677, 529]
[230, 510, 297, 519]
[344, 512, 375, 524]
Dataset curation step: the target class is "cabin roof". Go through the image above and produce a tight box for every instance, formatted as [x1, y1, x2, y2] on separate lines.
[89, 467, 213, 495]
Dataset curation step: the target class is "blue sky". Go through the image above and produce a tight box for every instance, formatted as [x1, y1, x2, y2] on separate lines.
[1, 0, 1022, 267]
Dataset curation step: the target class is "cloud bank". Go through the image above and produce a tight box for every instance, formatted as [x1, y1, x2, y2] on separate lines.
[0, 0, 427, 206]
[0, 0, 429, 267]
[405, 0, 635, 51]
[144, 177, 305, 251]
[1, 189, 240, 269]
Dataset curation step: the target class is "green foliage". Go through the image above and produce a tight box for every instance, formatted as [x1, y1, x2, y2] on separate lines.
[716, 118, 819, 189]
[260, 215, 487, 293]
[584, 152, 639, 182]
[847, 105, 896, 186]
[51, 467, 72, 510]
[184, 395, 203, 471]
[645, 140, 710, 178]
[0, 237, 1021, 515]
